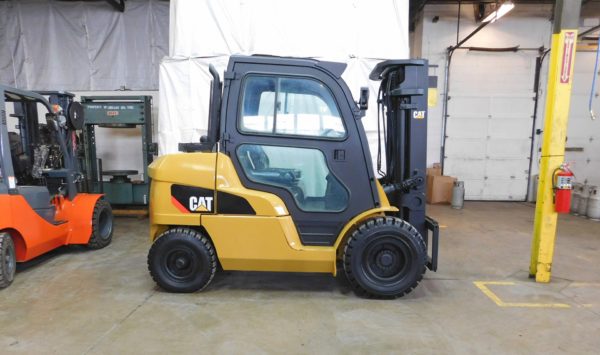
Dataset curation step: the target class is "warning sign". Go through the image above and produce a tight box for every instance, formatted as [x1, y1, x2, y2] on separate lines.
[560, 31, 575, 84]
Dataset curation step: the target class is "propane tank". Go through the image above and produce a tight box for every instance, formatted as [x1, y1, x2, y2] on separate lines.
[571, 183, 582, 215]
[586, 186, 600, 221]
[553, 164, 574, 214]
[577, 185, 590, 216]
[452, 181, 465, 209]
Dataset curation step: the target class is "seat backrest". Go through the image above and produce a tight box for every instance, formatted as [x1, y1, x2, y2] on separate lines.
[17, 186, 52, 210]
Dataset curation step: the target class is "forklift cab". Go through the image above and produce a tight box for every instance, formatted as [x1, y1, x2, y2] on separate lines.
[218, 57, 378, 246]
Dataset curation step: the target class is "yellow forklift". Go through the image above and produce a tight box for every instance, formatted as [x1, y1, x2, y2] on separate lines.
[147, 56, 439, 298]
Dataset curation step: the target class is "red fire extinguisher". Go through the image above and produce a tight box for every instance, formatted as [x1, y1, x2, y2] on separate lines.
[553, 163, 574, 214]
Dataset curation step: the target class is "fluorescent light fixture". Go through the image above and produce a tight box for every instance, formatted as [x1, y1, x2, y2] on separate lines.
[482, 1, 515, 23]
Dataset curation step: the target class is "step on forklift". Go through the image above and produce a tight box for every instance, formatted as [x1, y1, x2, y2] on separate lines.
[0, 86, 114, 289]
[147, 56, 439, 298]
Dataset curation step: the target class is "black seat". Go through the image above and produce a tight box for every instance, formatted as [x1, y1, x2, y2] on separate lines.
[16, 186, 55, 223]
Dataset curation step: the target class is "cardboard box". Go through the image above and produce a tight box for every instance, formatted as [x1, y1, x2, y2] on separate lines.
[427, 167, 442, 177]
[426, 175, 457, 204]
[427, 163, 442, 177]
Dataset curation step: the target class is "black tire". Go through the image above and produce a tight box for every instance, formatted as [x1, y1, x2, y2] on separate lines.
[342, 217, 427, 298]
[148, 228, 217, 293]
[87, 197, 114, 249]
[0, 233, 16, 289]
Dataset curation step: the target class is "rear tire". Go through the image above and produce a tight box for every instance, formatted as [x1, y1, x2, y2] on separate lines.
[342, 217, 427, 298]
[0, 233, 16, 289]
[148, 228, 217, 293]
[87, 197, 114, 249]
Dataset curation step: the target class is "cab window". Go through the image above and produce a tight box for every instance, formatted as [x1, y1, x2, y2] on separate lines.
[236, 144, 349, 212]
[239, 76, 346, 139]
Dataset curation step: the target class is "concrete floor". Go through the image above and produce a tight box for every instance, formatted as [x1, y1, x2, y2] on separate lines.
[1, 202, 599, 354]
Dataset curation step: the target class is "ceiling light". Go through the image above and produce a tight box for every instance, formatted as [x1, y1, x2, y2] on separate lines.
[482, 1, 515, 23]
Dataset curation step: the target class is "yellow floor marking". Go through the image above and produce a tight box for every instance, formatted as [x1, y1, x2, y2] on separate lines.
[473, 281, 571, 308]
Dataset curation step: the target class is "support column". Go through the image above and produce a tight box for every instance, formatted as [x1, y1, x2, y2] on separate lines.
[530, 0, 582, 282]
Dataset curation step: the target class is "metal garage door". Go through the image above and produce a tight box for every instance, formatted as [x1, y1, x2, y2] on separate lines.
[564, 51, 600, 187]
[443, 50, 537, 201]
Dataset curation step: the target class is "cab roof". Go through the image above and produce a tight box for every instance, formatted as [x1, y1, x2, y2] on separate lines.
[229, 55, 348, 79]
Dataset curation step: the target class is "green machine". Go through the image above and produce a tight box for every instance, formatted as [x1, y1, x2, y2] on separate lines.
[81, 96, 156, 207]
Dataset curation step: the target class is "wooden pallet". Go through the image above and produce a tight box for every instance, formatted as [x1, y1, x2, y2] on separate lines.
[112, 209, 148, 218]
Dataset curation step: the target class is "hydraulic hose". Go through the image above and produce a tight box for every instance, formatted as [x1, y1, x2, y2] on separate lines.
[589, 35, 600, 121]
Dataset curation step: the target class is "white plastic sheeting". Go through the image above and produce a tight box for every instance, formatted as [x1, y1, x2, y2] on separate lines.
[169, 0, 409, 60]
[0, 0, 169, 90]
[160, 0, 409, 157]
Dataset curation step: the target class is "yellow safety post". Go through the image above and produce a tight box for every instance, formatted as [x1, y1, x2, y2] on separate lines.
[530, 0, 582, 282]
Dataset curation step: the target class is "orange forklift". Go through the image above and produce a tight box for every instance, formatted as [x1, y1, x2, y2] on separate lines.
[0, 86, 113, 289]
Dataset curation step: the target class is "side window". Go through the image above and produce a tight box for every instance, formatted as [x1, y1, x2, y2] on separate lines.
[240, 76, 346, 139]
[236, 144, 349, 212]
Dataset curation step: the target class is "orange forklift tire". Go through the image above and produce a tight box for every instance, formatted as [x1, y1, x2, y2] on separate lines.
[0, 233, 16, 289]
[87, 198, 114, 250]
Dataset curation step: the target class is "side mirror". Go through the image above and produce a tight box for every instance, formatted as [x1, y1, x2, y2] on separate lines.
[358, 87, 369, 111]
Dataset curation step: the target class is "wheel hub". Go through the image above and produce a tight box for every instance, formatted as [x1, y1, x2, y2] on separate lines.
[364, 239, 411, 281]
[175, 257, 189, 269]
[165, 249, 197, 280]
[377, 250, 395, 268]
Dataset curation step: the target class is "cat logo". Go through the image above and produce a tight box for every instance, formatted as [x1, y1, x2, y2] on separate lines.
[170, 185, 214, 214]
[189, 196, 213, 212]
[413, 111, 426, 120]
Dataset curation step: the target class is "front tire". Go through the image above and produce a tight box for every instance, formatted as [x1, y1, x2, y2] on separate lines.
[343, 217, 427, 298]
[87, 197, 114, 249]
[148, 228, 217, 293]
[0, 233, 16, 289]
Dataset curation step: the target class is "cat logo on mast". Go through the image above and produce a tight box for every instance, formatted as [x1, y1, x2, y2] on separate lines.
[413, 111, 426, 119]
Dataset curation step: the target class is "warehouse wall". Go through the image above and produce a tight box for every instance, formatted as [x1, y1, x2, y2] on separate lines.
[564, 50, 600, 187]
[413, 3, 600, 200]
[414, 4, 552, 200]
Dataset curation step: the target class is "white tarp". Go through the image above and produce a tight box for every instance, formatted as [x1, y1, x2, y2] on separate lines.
[160, 0, 409, 157]
[0, 0, 169, 90]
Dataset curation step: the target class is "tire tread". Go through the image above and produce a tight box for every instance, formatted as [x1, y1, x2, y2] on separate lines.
[0, 233, 16, 289]
[148, 227, 217, 293]
[87, 197, 113, 250]
[342, 217, 427, 299]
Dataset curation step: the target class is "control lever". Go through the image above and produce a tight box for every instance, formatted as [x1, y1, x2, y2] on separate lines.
[382, 176, 425, 195]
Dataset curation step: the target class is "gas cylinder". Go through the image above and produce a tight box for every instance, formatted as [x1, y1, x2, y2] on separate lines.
[571, 183, 582, 215]
[577, 186, 590, 216]
[452, 181, 465, 209]
[586, 186, 600, 221]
